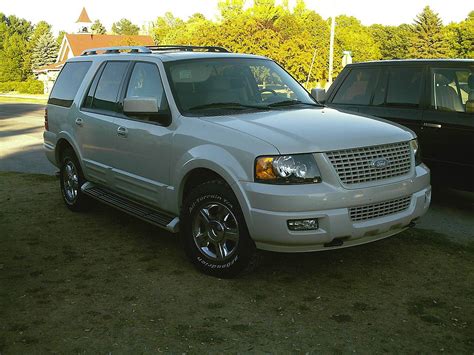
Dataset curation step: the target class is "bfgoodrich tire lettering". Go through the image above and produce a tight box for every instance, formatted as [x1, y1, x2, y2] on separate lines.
[181, 180, 257, 278]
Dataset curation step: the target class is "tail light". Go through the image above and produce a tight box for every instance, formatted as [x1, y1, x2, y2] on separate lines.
[44, 108, 49, 131]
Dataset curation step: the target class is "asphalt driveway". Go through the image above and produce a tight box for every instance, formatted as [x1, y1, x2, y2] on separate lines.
[0, 103, 55, 175]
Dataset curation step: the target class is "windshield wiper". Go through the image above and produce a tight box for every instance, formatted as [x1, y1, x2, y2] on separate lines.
[188, 102, 268, 111]
[266, 100, 322, 108]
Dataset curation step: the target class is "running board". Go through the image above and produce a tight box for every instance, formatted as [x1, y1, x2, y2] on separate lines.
[81, 182, 179, 233]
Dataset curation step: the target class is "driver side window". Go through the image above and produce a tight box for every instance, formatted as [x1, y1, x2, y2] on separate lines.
[124, 62, 170, 121]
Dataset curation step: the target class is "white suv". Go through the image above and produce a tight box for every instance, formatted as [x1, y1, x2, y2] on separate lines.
[43, 45, 431, 277]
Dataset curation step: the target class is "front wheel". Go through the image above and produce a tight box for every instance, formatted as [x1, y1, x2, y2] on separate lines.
[180, 180, 257, 278]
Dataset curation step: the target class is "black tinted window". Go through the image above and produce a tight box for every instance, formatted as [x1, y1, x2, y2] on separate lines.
[49, 62, 91, 107]
[431, 67, 473, 113]
[332, 68, 379, 105]
[386, 67, 423, 107]
[91, 61, 129, 112]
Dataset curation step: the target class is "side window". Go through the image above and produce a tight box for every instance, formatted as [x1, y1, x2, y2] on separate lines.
[431, 67, 473, 113]
[91, 61, 129, 113]
[385, 67, 423, 107]
[124, 62, 170, 122]
[332, 68, 379, 105]
[49, 61, 92, 107]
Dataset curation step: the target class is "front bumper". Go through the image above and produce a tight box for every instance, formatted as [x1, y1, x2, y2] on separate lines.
[239, 164, 431, 252]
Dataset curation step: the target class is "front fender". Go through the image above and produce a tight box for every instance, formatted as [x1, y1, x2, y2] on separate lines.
[171, 144, 254, 224]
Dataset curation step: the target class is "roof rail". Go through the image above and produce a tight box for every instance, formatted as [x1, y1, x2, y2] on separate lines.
[146, 45, 230, 53]
[81, 46, 152, 56]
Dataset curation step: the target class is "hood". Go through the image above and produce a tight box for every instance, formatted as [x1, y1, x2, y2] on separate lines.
[201, 107, 414, 154]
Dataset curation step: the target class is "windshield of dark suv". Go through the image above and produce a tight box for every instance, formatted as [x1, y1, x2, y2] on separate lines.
[164, 58, 320, 116]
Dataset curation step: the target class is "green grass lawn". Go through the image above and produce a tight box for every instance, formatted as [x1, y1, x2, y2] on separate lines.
[0, 94, 48, 104]
[1, 172, 473, 353]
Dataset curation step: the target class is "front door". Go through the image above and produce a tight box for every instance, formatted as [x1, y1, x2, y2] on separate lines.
[111, 61, 173, 208]
[357, 65, 426, 139]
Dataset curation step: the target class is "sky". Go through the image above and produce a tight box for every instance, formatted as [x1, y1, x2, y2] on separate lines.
[0, 0, 472, 34]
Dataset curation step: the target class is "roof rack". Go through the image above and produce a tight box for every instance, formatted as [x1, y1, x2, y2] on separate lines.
[147, 45, 230, 53]
[80, 45, 230, 57]
[81, 46, 152, 56]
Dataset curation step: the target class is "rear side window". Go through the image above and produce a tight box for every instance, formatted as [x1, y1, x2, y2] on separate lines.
[332, 68, 379, 105]
[385, 67, 423, 107]
[48, 62, 92, 107]
[90, 61, 129, 113]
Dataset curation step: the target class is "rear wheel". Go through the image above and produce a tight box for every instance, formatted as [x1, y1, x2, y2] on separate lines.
[59, 148, 89, 211]
[181, 180, 257, 278]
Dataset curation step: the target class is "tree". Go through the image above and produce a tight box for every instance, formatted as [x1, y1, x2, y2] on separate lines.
[31, 32, 59, 70]
[444, 11, 474, 58]
[0, 15, 32, 81]
[112, 18, 139, 35]
[91, 20, 106, 34]
[409, 6, 449, 58]
[56, 30, 66, 46]
[333, 16, 381, 75]
[370, 24, 412, 59]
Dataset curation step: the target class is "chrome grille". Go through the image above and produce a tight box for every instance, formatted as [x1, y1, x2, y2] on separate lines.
[326, 141, 412, 185]
[350, 196, 412, 222]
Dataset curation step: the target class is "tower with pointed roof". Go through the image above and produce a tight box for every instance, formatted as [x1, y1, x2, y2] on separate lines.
[76, 7, 92, 33]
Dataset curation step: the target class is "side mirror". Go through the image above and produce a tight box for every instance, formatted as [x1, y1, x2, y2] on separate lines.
[311, 88, 326, 104]
[123, 97, 159, 115]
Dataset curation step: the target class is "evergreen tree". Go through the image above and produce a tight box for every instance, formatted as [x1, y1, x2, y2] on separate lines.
[31, 32, 59, 70]
[91, 20, 106, 34]
[0, 15, 32, 81]
[56, 30, 66, 46]
[112, 18, 139, 35]
[409, 6, 449, 58]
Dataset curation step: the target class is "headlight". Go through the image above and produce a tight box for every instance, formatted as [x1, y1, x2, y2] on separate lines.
[255, 154, 322, 184]
[410, 139, 422, 165]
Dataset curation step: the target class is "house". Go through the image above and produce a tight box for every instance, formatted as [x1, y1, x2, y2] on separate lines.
[35, 8, 154, 93]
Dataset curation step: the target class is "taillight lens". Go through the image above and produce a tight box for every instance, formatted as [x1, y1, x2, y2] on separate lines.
[44, 108, 49, 131]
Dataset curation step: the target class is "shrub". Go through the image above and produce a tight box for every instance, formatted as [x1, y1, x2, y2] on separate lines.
[0, 80, 44, 94]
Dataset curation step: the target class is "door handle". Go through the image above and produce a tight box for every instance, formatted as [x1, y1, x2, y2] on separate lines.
[117, 126, 128, 137]
[75, 117, 83, 126]
[423, 122, 442, 129]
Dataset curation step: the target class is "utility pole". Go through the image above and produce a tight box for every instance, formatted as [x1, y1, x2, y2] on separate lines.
[328, 15, 336, 88]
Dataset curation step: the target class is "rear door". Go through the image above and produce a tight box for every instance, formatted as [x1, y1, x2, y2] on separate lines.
[77, 60, 130, 184]
[421, 65, 474, 189]
[111, 61, 173, 207]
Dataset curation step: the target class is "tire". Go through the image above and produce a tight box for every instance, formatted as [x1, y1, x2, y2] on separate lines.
[59, 148, 89, 212]
[180, 180, 257, 278]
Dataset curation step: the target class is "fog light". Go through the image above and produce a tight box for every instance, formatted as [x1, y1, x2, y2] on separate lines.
[287, 218, 319, 231]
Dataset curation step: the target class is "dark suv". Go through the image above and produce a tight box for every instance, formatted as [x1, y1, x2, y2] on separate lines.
[320, 60, 474, 191]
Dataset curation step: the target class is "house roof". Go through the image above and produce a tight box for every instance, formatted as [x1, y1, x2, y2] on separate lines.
[65, 34, 154, 57]
[76, 7, 92, 23]
[34, 61, 65, 73]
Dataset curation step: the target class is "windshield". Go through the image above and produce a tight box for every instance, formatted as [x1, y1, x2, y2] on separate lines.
[164, 58, 319, 116]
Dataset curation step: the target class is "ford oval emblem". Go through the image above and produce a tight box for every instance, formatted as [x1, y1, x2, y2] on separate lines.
[371, 158, 390, 169]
